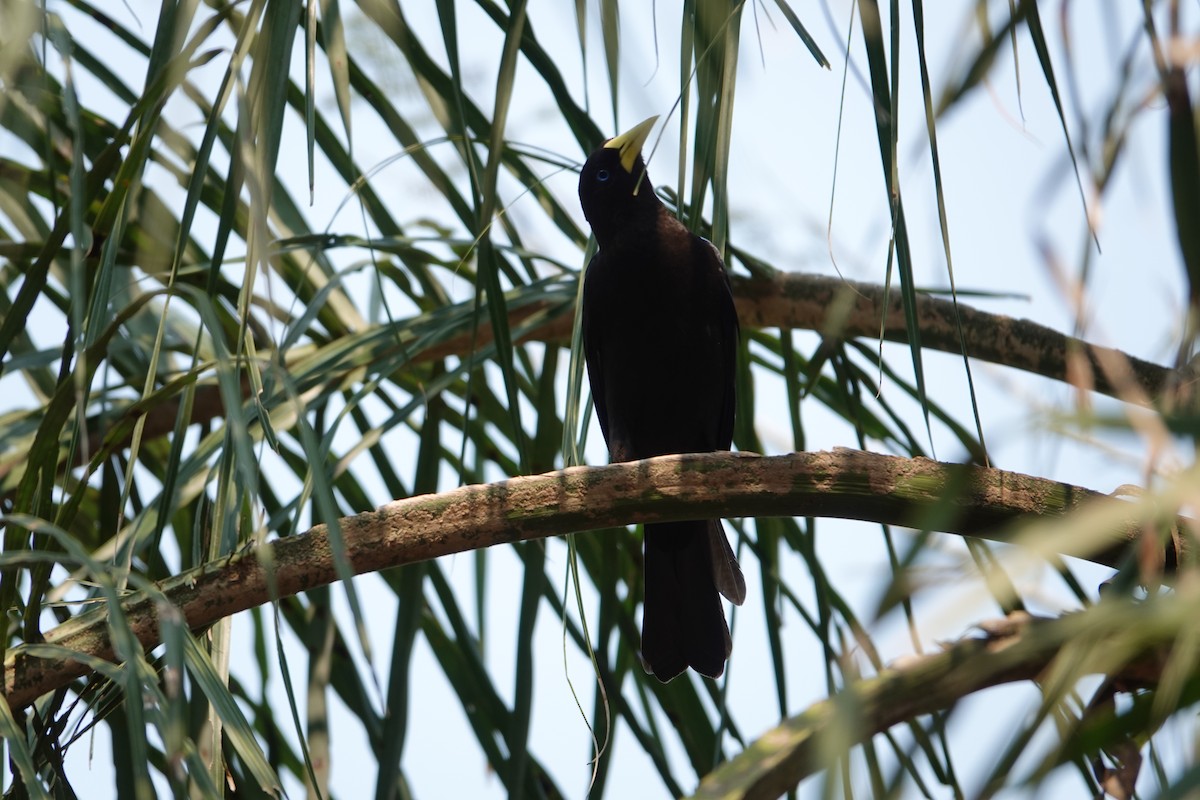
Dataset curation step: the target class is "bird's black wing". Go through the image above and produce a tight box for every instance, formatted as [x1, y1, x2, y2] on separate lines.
[581, 250, 613, 451]
[698, 236, 739, 452]
[695, 236, 746, 606]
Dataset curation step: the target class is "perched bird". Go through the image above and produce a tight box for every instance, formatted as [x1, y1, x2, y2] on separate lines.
[578, 117, 746, 682]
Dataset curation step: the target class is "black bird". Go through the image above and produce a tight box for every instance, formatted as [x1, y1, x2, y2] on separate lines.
[578, 117, 746, 682]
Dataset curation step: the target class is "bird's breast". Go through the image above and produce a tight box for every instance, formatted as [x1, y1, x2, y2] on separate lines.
[584, 243, 730, 458]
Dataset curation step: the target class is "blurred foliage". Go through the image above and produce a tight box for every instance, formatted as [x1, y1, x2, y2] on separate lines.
[0, 0, 1197, 798]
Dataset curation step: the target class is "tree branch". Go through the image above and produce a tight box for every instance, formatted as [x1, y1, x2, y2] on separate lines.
[428, 273, 1179, 401]
[3, 449, 1183, 709]
[729, 274, 1178, 403]
[690, 611, 1173, 800]
[76, 273, 1186, 466]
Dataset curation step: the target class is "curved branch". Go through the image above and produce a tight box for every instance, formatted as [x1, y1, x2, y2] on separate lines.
[730, 273, 1177, 403]
[3, 449, 1183, 709]
[691, 611, 1171, 800]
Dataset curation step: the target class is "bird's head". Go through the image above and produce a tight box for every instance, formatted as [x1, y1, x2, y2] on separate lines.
[579, 116, 661, 246]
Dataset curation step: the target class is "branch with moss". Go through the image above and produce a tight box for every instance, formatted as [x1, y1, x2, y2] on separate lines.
[4, 448, 1184, 709]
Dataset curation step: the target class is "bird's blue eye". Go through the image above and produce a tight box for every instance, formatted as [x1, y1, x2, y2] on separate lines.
[596, 169, 610, 182]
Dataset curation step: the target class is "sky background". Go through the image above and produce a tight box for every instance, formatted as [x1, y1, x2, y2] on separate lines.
[4, 0, 1193, 797]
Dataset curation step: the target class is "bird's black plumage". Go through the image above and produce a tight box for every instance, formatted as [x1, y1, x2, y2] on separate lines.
[578, 118, 746, 682]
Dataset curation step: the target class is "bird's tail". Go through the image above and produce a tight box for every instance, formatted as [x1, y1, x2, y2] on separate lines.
[640, 520, 745, 682]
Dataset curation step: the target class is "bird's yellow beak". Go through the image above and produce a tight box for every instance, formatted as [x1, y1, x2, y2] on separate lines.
[604, 116, 658, 173]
